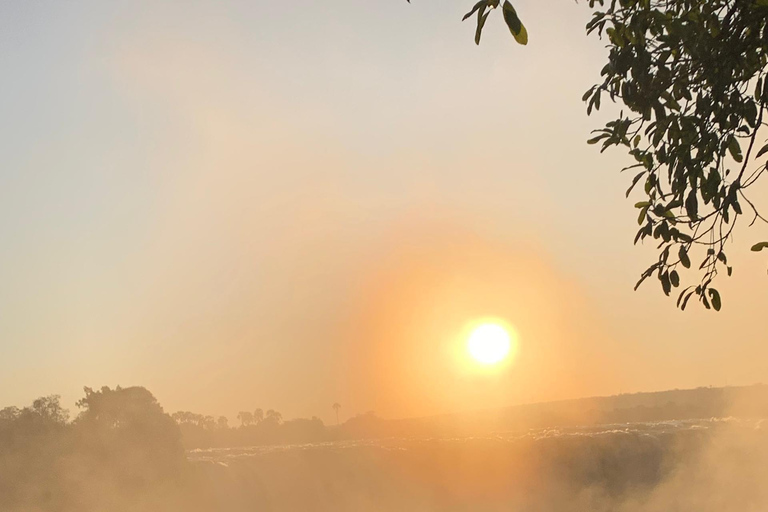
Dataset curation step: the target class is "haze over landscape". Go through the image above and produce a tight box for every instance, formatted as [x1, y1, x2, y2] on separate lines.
[1, 1, 768, 511]
[2, 0, 766, 425]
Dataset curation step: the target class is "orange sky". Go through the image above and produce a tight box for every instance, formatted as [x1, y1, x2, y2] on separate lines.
[0, 0, 766, 424]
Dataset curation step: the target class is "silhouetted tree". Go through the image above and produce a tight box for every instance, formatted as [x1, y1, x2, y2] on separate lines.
[217, 416, 229, 429]
[0, 406, 20, 421]
[333, 403, 341, 425]
[30, 395, 70, 425]
[582, 0, 768, 309]
[0, 396, 71, 510]
[0, 387, 196, 511]
[265, 409, 282, 425]
[413, 0, 768, 309]
[280, 416, 327, 444]
[75, 386, 185, 483]
[202, 415, 215, 430]
[254, 408, 264, 424]
[173, 411, 198, 425]
[237, 411, 254, 427]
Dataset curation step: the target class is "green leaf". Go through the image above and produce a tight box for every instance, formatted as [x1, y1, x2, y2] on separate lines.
[670, 270, 680, 288]
[511, 22, 528, 45]
[501, 1, 521, 33]
[751, 242, 768, 252]
[637, 206, 648, 225]
[475, 9, 489, 45]
[660, 272, 671, 296]
[679, 246, 691, 269]
[645, 176, 654, 194]
[685, 192, 698, 220]
[462, 0, 487, 21]
[502, 1, 528, 45]
[755, 142, 768, 159]
[708, 288, 722, 312]
[626, 172, 645, 198]
[634, 201, 651, 208]
[728, 137, 743, 163]
[680, 291, 694, 310]
[587, 133, 608, 144]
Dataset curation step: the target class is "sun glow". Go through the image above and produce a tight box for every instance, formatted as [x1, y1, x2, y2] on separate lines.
[467, 322, 513, 365]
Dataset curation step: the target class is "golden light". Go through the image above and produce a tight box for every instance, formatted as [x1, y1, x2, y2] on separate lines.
[467, 322, 512, 365]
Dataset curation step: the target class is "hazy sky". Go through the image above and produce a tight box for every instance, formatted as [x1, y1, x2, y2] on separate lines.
[1, 0, 766, 424]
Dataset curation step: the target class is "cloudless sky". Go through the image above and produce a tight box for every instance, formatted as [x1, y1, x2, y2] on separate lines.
[1, 0, 766, 424]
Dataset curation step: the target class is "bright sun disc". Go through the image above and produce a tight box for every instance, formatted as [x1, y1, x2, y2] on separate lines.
[467, 323, 511, 365]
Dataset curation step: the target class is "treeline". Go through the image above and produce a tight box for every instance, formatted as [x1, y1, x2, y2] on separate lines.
[171, 409, 329, 448]
[0, 386, 204, 512]
[172, 403, 407, 449]
[171, 384, 768, 450]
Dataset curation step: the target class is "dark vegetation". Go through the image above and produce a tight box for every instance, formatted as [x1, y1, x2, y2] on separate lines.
[173, 409, 326, 449]
[171, 384, 768, 449]
[0, 386, 198, 512]
[584, 0, 768, 309]
[441, 0, 768, 308]
[2, 384, 767, 511]
[192, 415, 768, 512]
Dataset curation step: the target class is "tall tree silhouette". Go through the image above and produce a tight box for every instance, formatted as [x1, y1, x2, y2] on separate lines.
[332, 403, 341, 426]
[237, 411, 254, 427]
[265, 409, 282, 425]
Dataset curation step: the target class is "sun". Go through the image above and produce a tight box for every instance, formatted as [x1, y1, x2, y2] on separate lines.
[467, 322, 512, 365]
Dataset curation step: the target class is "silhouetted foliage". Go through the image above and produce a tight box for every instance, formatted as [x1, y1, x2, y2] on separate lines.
[418, 0, 768, 308]
[407, 0, 528, 45]
[172, 407, 329, 449]
[173, 411, 219, 448]
[0, 387, 195, 512]
[265, 408, 283, 424]
[166, 385, 768, 450]
[75, 386, 186, 483]
[583, 0, 768, 310]
[237, 410, 254, 427]
[3, 385, 768, 511]
[0, 396, 70, 510]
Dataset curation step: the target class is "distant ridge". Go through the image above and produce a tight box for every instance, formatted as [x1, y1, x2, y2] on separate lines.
[341, 384, 768, 439]
[174, 384, 768, 448]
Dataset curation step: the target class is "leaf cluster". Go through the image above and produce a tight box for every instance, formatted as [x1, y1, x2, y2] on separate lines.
[460, 0, 528, 45]
[584, 0, 768, 310]
[408, 0, 527, 44]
